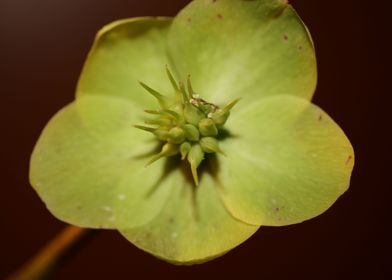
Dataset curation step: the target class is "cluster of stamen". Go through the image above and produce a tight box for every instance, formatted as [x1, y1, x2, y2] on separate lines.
[135, 67, 238, 185]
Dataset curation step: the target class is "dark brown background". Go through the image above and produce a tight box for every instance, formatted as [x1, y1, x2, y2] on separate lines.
[1, 0, 390, 279]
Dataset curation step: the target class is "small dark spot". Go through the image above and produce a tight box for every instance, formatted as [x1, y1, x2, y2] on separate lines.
[212, 0, 217, 3]
[187, 17, 192, 23]
[283, 34, 288, 41]
[169, 218, 174, 224]
[345, 155, 353, 165]
[217, 13, 223, 20]
[275, 207, 280, 212]
[318, 114, 323, 121]
[298, 46, 303, 50]
[77, 205, 83, 210]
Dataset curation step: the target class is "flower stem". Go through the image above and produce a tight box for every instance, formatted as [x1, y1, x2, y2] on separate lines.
[7, 225, 91, 280]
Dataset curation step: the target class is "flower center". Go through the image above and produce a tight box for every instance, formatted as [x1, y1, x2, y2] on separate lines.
[135, 67, 238, 185]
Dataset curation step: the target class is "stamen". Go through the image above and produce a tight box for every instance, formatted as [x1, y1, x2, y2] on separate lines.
[144, 109, 161, 115]
[180, 142, 191, 160]
[179, 81, 189, 103]
[166, 66, 179, 92]
[134, 125, 155, 133]
[187, 75, 195, 97]
[144, 119, 172, 126]
[162, 109, 183, 122]
[146, 143, 179, 166]
[139, 81, 167, 107]
[187, 144, 204, 186]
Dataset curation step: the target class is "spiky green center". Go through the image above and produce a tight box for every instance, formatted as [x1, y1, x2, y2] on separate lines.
[135, 67, 238, 185]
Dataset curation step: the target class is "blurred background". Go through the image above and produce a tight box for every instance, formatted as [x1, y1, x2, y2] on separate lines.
[1, 0, 389, 279]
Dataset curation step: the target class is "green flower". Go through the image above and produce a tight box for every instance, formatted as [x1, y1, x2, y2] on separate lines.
[30, 0, 354, 264]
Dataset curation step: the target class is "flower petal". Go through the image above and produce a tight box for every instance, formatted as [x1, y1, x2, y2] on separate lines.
[120, 173, 259, 264]
[218, 95, 354, 226]
[77, 17, 173, 107]
[30, 95, 174, 228]
[168, 0, 317, 104]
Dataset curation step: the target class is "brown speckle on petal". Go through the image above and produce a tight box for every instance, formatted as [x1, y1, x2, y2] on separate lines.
[345, 155, 353, 165]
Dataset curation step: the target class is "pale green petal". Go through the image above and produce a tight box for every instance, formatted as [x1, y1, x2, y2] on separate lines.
[218, 95, 354, 226]
[77, 17, 173, 107]
[168, 0, 317, 105]
[30, 95, 173, 228]
[121, 173, 259, 264]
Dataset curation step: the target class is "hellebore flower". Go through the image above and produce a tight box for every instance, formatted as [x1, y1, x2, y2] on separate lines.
[30, 0, 354, 264]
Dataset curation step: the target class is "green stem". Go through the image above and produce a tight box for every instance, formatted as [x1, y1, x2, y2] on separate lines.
[7, 226, 90, 280]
